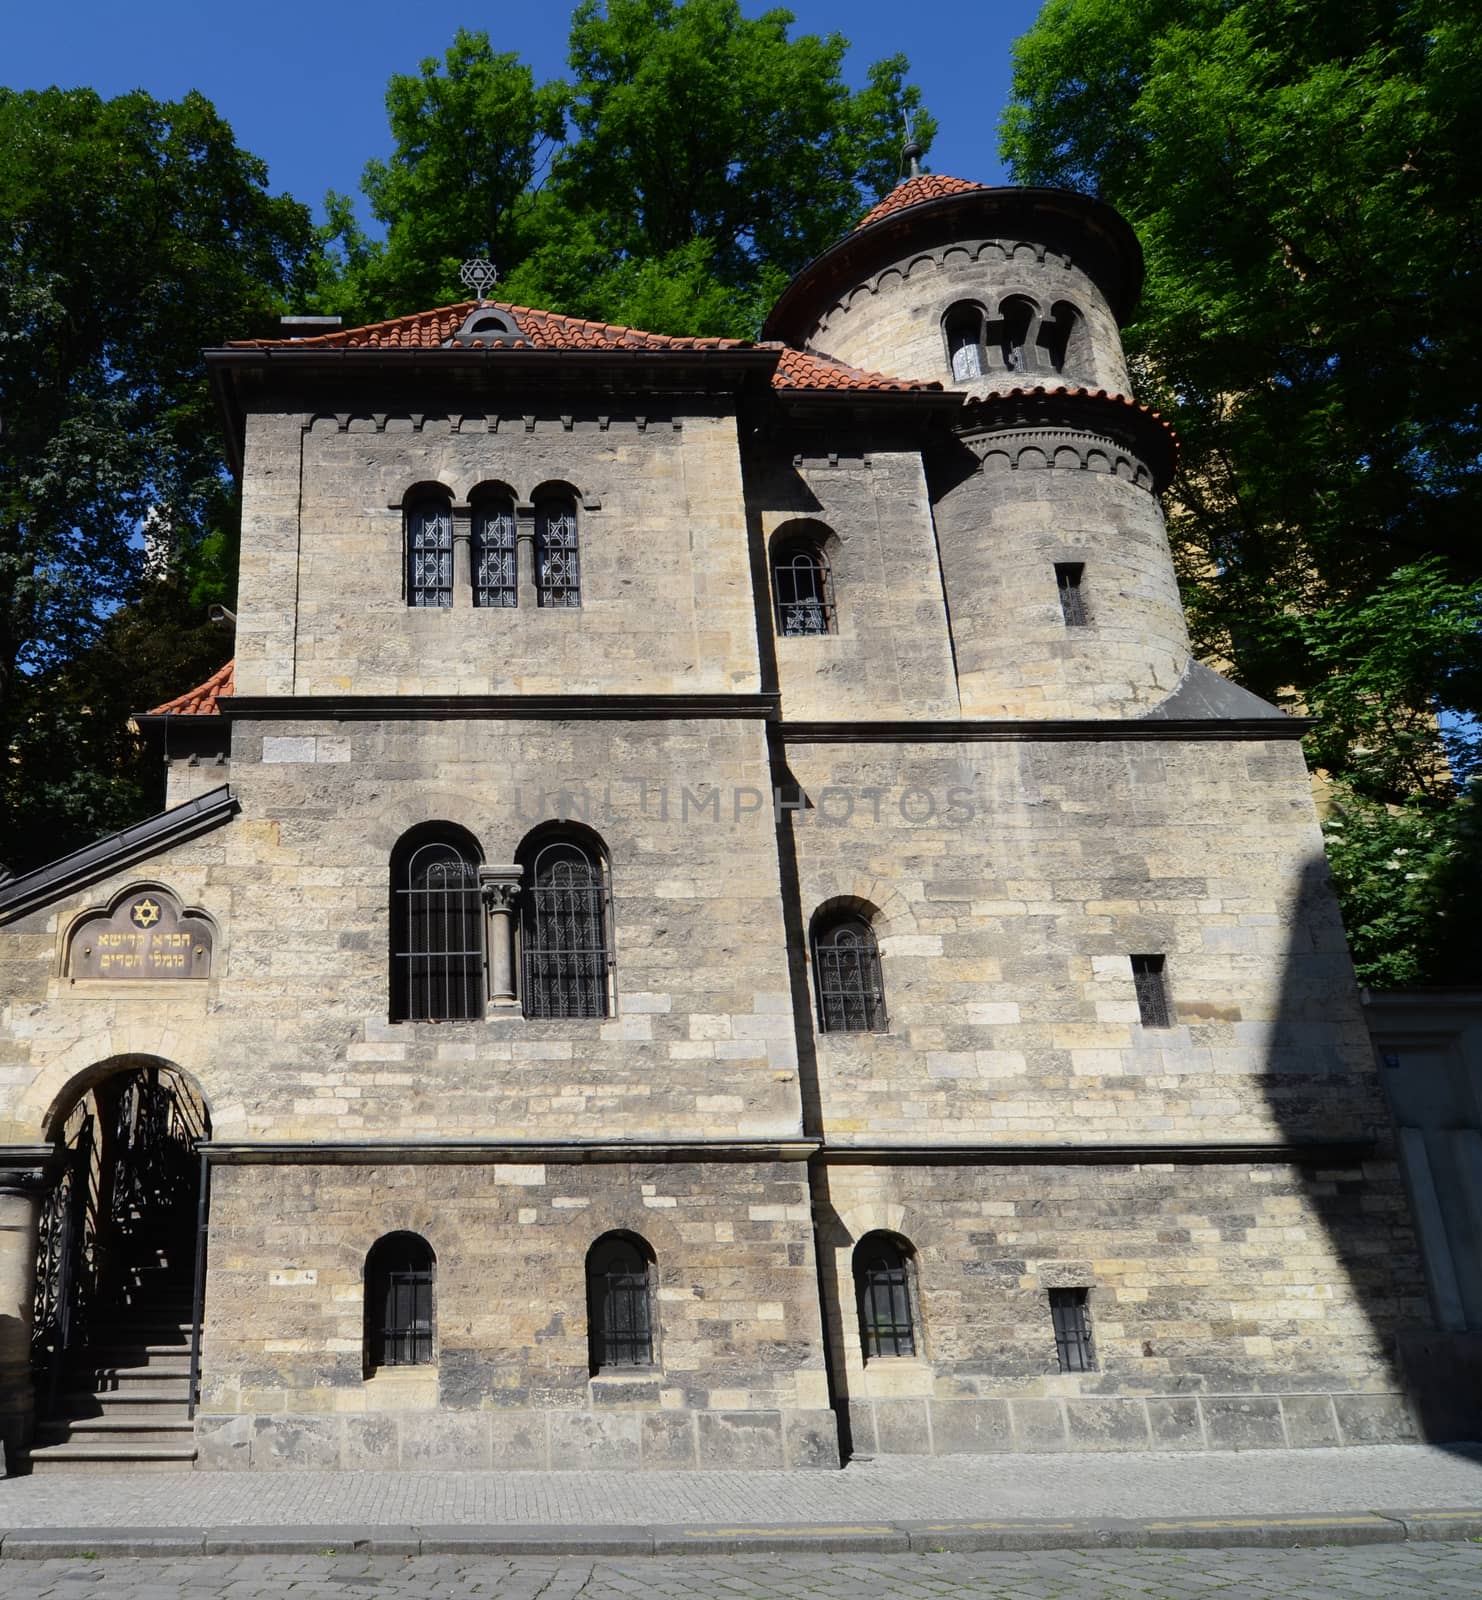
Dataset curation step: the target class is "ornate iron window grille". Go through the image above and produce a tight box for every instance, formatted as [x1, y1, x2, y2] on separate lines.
[535, 500, 581, 607]
[1131, 953, 1172, 1028]
[393, 841, 485, 1021]
[1056, 562, 1088, 626]
[588, 1237, 654, 1370]
[814, 917, 886, 1033]
[473, 502, 518, 608]
[774, 547, 836, 636]
[856, 1236, 916, 1359]
[368, 1236, 434, 1368]
[407, 502, 453, 607]
[1050, 1287, 1095, 1372]
[521, 840, 610, 1019]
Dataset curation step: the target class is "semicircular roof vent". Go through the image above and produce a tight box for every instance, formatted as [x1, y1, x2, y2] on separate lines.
[445, 306, 530, 348]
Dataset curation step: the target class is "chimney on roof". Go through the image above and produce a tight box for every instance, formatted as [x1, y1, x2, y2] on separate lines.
[279, 314, 342, 339]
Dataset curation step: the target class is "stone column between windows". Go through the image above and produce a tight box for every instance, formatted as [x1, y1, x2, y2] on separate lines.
[480, 865, 523, 1010]
[0, 1166, 45, 1472]
[514, 501, 537, 608]
[451, 504, 473, 609]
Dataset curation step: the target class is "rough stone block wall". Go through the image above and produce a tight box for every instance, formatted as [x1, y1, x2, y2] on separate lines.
[807, 242, 1130, 398]
[196, 1158, 837, 1470]
[781, 735, 1382, 1143]
[930, 458, 1190, 718]
[0, 714, 803, 1145]
[745, 445, 958, 721]
[237, 407, 760, 700]
[822, 1158, 1426, 1455]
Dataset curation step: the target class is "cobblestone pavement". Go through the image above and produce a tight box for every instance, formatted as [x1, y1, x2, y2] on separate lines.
[2, 1444, 1481, 1527]
[3, 1545, 1482, 1598]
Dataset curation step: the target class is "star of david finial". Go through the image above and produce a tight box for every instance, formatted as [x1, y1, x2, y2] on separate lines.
[459, 258, 500, 303]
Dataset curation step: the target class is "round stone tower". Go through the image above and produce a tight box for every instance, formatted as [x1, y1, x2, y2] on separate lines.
[764, 174, 1188, 719]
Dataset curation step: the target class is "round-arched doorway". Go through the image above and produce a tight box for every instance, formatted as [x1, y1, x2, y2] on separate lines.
[29, 1059, 210, 1463]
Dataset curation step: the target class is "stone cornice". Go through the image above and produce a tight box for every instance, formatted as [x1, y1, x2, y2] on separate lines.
[221, 694, 780, 723]
[816, 1140, 1375, 1165]
[778, 716, 1309, 743]
[201, 1139, 820, 1166]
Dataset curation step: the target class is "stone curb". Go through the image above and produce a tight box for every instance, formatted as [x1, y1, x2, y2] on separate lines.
[0, 1509, 1479, 1559]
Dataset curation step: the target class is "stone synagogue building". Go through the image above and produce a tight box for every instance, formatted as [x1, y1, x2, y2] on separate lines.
[0, 170, 1459, 1474]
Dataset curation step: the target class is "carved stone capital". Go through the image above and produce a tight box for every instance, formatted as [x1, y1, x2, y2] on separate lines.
[478, 865, 523, 912]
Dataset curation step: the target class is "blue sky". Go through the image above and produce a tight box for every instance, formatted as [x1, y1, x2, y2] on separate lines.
[2, 0, 1044, 228]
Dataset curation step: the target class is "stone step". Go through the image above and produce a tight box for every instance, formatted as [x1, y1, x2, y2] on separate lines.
[70, 1362, 192, 1389]
[37, 1417, 194, 1448]
[81, 1344, 193, 1372]
[54, 1388, 192, 1418]
[25, 1442, 197, 1474]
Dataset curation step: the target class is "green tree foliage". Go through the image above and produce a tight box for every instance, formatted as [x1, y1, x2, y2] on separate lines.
[317, 3, 934, 335]
[0, 87, 314, 871]
[1001, 0, 1482, 983]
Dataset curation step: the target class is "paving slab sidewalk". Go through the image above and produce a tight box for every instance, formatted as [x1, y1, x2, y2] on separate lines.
[2, 1443, 1480, 1558]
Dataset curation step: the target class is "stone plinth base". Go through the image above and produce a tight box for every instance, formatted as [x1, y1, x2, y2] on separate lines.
[848, 1391, 1420, 1456]
[196, 1406, 841, 1471]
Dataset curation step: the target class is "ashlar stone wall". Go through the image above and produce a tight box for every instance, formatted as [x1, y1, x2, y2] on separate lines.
[745, 443, 959, 721]
[235, 406, 761, 700]
[196, 1156, 837, 1471]
[2, 714, 805, 1145]
[781, 734, 1381, 1144]
[822, 1157, 1426, 1456]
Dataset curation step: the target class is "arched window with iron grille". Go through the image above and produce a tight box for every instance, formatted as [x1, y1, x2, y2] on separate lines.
[772, 531, 836, 637]
[406, 495, 454, 607]
[365, 1232, 435, 1373]
[811, 910, 886, 1034]
[854, 1232, 917, 1360]
[586, 1232, 656, 1373]
[519, 832, 612, 1019]
[472, 491, 518, 608]
[534, 493, 581, 607]
[390, 827, 485, 1022]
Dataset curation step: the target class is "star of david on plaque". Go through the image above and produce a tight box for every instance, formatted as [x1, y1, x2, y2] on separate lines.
[131, 897, 162, 929]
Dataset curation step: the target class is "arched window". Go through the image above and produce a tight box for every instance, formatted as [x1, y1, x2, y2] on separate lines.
[772, 534, 836, 637]
[390, 827, 485, 1022]
[943, 302, 987, 381]
[1038, 300, 1082, 375]
[406, 496, 454, 608]
[365, 1232, 435, 1372]
[993, 295, 1038, 374]
[472, 492, 517, 608]
[854, 1232, 917, 1360]
[586, 1232, 656, 1372]
[812, 910, 886, 1033]
[519, 832, 612, 1019]
[535, 493, 581, 607]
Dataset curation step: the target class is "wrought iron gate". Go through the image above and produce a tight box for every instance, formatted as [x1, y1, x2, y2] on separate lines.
[31, 1066, 210, 1413]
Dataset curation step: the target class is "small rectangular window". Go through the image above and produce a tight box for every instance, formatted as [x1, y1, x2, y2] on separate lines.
[1049, 1287, 1095, 1372]
[1131, 953, 1172, 1028]
[1055, 562, 1087, 626]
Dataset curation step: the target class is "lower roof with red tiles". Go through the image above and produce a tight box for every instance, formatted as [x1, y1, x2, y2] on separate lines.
[146, 660, 234, 717]
[227, 301, 934, 396]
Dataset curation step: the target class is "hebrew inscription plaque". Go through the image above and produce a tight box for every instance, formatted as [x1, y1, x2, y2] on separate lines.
[70, 890, 212, 980]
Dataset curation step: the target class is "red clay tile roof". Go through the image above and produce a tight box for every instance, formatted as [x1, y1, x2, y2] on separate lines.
[230, 301, 750, 354]
[972, 384, 1177, 436]
[231, 300, 937, 394]
[773, 348, 935, 392]
[148, 660, 234, 716]
[856, 173, 991, 231]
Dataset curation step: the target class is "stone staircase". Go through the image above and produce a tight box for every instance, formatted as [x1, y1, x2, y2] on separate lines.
[27, 1217, 198, 1473]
